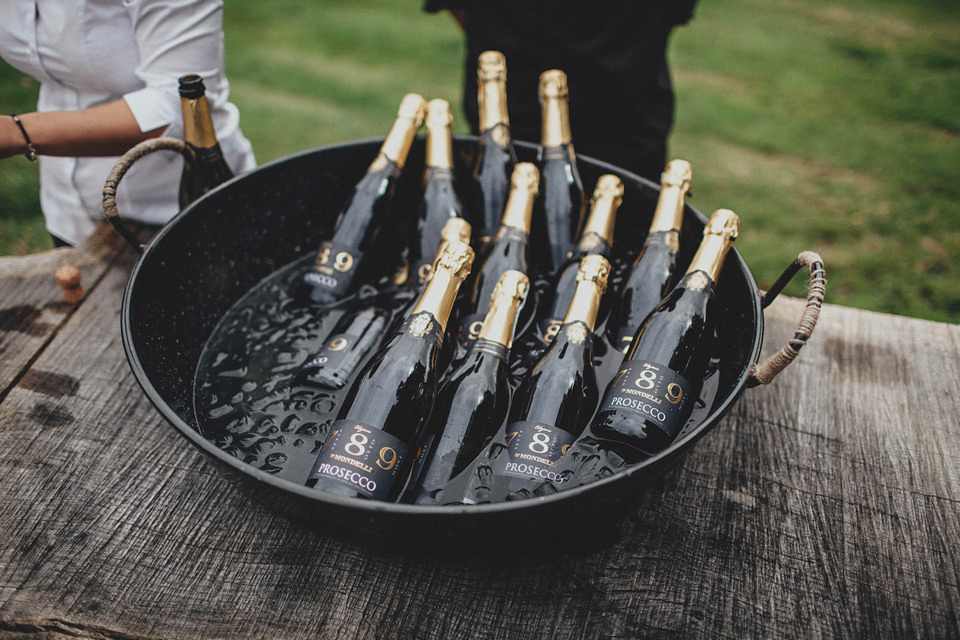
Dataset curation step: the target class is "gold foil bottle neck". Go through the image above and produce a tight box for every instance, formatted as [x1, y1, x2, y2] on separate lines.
[576, 254, 611, 295]
[560, 255, 610, 332]
[539, 69, 572, 148]
[581, 174, 623, 242]
[685, 209, 740, 284]
[433, 239, 475, 282]
[702, 208, 740, 240]
[440, 217, 472, 245]
[478, 50, 507, 82]
[421, 218, 473, 287]
[477, 270, 530, 348]
[648, 158, 693, 234]
[498, 162, 539, 232]
[661, 159, 693, 190]
[412, 240, 475, 329]
[510, 162, 540, 193]
[375, 93, 426, 171]
[180, 96, 218, 149]
[478, 51, 510, 139]
[425, 98, 453, 129]
[539, 69, 569, 100]
[397, 93, 428, 123]
[425, 98, 454, 170]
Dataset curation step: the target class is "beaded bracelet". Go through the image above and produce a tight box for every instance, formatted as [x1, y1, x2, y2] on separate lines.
[10, 114, 38, 162]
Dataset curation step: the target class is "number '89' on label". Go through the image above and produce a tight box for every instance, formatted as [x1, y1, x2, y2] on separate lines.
[307, 420, 408, 500]
[500, 421, 576, 483]
[306, 241, 361, 296]
[600, 360, 694, 438]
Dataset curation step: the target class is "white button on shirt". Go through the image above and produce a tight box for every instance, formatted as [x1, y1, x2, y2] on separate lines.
[0, 0, 256, 245]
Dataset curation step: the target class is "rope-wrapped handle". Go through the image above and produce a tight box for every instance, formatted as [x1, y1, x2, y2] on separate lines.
[748, 251, 826, 386]
[102, 136, 189, 254]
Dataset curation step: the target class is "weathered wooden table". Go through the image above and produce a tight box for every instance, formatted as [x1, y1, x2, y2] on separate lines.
[1, 223, 958, 639]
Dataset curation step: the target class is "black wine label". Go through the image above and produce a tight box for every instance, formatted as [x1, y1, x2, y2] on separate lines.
[305, 332, 357, 370]
[598, 360, 694, 439]
[499, 420, 576, 484]
[457, 312, 486, 349]
[307, 420, 409, 500]
[536, 317, 563, 345]
[303, 241, 362, 298]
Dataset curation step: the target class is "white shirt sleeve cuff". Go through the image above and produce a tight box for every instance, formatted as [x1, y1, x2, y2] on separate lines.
[123, 85, 179, 134]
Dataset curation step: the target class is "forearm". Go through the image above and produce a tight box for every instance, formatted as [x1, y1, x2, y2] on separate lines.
[1, 99, 165, 160]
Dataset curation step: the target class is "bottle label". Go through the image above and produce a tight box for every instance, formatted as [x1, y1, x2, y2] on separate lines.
[457, 312, 486, 350]
[499, 421, 576, 485]
[303, 241, 362, 298]
[536, 317, 563, 345]
[307, 420, 409, 500]
[300, 331, 360, 388]
[597, 360, 694, 439]
[306, 332, 358, 371]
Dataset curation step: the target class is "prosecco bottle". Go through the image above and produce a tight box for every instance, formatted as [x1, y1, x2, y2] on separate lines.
[453, 162, 538, 358]
[471, 50, 517, 249]
[536, 69, 586, 273]
[483, 254, 610, 500]
[295, 306, 389, 390]
[305, 240, 475, 501]
[590, 209, 739, 461]
[298, 93, 427, 306]
[534, 174, 623, 348]
[178, 74, 234, 208]
[411, 99, 467, 289]
[609, 159, 693, 353]
[409, 270, 530, 505]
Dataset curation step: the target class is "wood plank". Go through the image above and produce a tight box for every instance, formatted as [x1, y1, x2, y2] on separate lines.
[0, 224, 131, 398]
[0, 280, 958, 638]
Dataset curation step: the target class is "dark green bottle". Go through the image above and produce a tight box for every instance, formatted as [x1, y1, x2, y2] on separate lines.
[470, 50, 517, 250]
[475, 254, 610, 502]
[178, 74, 234, 209]
[298, 94, 426, 306]
[305, 240, 475, 502]
[609, 159, 692, 353]
[534, 174, 622, 349]
[409, 270, 529, 505]
[591, 209, 739, 461]
[535, 69, 586, 273]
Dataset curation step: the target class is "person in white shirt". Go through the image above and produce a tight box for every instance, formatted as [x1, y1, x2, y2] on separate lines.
[0, 0, 256, 247]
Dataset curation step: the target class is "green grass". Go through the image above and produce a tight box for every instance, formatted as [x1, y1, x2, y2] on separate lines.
[2, 0, 958, 323]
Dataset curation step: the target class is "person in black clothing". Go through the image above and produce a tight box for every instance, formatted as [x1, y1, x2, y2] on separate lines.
[423, 0, 698, 183]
